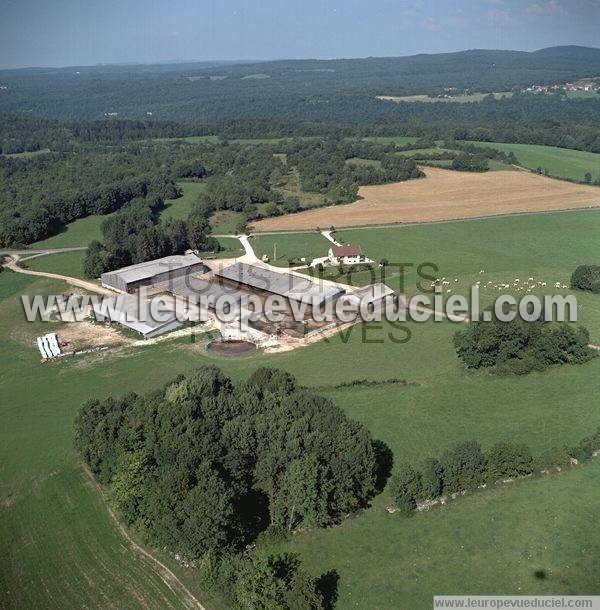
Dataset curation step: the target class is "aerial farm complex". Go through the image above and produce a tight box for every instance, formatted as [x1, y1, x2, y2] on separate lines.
[90, 247, 395, 349]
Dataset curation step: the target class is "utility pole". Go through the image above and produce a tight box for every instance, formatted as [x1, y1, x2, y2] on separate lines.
[274, 242, 277, 261]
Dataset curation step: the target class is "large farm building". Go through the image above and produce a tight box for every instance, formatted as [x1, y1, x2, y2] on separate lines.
[101, 253, 207, 293]
[213, 262, 344, 307]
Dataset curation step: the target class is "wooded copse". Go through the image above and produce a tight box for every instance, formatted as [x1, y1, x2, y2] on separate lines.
[453, 315, 596, 375]
[82, 197, 218, 278]
[74, 366, 380, 559]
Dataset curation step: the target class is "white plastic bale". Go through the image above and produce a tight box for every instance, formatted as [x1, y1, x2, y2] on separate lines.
[46, 333, 61, 357]
[36, 336, 48, 358]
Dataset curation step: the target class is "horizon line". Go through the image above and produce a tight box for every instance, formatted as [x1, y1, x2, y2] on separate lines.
[1, 43, 597, 73]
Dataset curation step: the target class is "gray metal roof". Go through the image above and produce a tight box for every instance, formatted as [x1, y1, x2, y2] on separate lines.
[92, 293, 184, 336]
[351, 283, 395, 300]
[169, 275, 246, 307]
[101, 254, 205, 286]
[214, 262, 344, 305]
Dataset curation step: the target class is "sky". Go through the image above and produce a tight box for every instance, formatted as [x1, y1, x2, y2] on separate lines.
[1, 0, 599, 69]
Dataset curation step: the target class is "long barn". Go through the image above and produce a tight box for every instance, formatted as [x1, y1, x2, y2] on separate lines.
[101, 254, 207, 293]
[213, 262, 344, 307]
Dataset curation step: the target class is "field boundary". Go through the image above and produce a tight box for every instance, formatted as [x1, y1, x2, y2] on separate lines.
[82, 464, 205, 610]
[252, 167, 600, 232]
[251, 204, 600, 234]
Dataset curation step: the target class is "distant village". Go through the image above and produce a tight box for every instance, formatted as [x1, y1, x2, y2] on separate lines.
[522, 78, 600, 94]
[397, 78, 600, 102]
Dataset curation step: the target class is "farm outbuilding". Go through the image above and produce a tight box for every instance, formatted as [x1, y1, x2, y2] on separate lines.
[101, 254, 207, 293]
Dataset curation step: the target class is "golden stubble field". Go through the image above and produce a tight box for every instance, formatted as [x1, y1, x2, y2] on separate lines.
[251, 167, 600, 231]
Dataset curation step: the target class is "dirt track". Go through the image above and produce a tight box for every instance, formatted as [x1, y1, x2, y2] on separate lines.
[3, 254, 113, 295]
[251, 167, 600, 231]
[83, 465, 204, 609]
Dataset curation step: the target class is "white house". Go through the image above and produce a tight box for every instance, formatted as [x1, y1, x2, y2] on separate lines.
[328, 244, 365, 265]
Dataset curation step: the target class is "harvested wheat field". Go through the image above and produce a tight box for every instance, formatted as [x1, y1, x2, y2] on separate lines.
[252, 167, 600, 231]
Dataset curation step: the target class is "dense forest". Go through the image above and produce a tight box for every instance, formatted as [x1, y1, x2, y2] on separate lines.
[4, 108, 600, 158]
[1, 47, 600, 157]
[0, 141, 279, 246]
[0, 145, 183, 246]
[2, 46, 600, 123]
[0, 138, 422, 249]
[3, 46, 600, 158]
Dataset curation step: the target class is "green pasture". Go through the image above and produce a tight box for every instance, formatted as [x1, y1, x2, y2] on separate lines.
[270, 459, 600, 609]
[210, 210, 245, 234]
[161, 181, 206, 220]
[336, 209, 600, 340]
[469, 141, 600, 182]
[22, 251, 87, 279]
[250, 232, 330, 265]
[31, 214, 108, 249]
[345, 157, 382, 168]
[212, 237, 245, 258]
[28, 181, 203, 252]
[276, 167, 327, 209]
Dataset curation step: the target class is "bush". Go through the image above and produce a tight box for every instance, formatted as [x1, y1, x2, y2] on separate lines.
[392, 428, 600, 514]
[390, 463, 422, 514]
[570, 427, 600, 463]
[282, 196, 301, 214]
[534, 446, 573, 471]
[420, 458, 443, 499]
[440, 441, 487, 493]
[485, 442, 533, 481]
[200, 552, 327, 610]
[234, 553, 324, 610]
[584, 427, 600, 453]
[494, 354, 544, 376]
[83, 240, 109, 278]
[451, 153, 489, 172]
[570, 265, 600, 293]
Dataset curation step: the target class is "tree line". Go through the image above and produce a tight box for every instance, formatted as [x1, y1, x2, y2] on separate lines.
[0, 138, 426, 250]
[4, 106, 600, 160]
[82, 194, 218, 278]
[391, 427, 600, 515]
